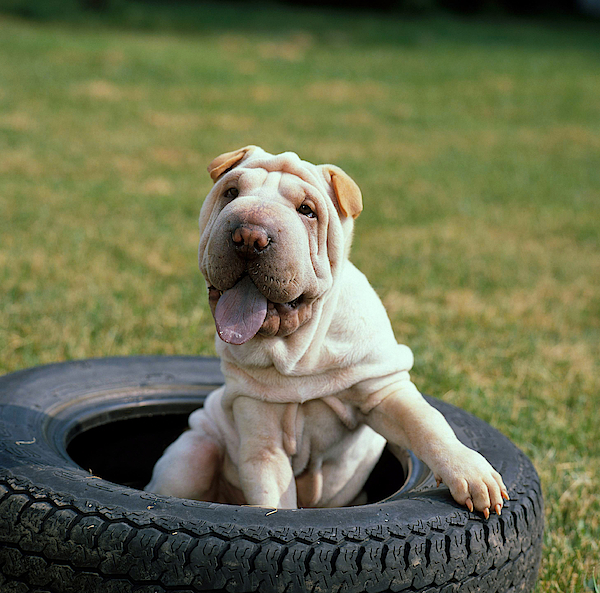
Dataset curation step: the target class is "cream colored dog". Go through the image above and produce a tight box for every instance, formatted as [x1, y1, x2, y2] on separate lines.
[146, 146, 509, 517]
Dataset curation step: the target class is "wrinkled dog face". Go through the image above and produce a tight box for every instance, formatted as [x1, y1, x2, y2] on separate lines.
[198, 146, 362, 345]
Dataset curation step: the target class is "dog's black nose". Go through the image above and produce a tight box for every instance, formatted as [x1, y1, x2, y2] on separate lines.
[231, 224, 271, 259]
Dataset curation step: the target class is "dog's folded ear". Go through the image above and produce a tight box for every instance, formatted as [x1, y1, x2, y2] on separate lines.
[322, 165, 363, 219]
[207, 146, 257, 182]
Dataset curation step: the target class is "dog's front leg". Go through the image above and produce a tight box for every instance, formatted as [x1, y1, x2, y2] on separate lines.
[363, 382, 509, 518]
[232, 396, 297, 509]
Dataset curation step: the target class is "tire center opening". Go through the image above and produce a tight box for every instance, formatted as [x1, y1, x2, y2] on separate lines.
[67, 411, 408, 505]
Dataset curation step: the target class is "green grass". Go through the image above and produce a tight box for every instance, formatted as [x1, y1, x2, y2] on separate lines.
[1, 3, 599, 590]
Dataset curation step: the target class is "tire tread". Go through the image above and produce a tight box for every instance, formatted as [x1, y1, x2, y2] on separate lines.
[0, 357, 543, 592]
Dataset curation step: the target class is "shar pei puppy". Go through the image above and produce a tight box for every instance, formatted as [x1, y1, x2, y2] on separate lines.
[146, 146, 509, 517]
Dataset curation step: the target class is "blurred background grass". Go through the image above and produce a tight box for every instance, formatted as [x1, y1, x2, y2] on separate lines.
[1, 1, 599, 590]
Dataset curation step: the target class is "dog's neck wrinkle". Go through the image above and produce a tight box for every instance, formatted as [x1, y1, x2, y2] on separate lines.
[277, 285, 342, 374]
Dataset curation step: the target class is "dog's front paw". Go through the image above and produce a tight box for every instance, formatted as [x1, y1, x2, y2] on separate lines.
[435, 446, 509, 519]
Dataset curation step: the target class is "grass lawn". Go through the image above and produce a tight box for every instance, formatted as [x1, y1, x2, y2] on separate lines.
[1, 3, 599, 590]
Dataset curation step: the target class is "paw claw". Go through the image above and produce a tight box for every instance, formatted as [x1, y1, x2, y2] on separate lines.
[436, 447, 507, 520]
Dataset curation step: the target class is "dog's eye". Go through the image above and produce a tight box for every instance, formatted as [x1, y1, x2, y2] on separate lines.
[224, 187, 239, 200]
[298, 204, 316, 218]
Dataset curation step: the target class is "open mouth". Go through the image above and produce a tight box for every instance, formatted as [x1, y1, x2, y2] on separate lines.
[209, 288, 303, 310]
[208, 276, 310, 344]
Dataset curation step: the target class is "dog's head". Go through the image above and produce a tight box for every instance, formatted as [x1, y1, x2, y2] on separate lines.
[199, 146, 362, 345]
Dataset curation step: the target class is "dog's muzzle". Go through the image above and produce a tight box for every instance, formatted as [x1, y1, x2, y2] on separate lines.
[204, 209, 316, 345]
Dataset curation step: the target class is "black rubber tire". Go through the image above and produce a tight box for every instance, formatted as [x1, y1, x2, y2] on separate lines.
[0, 356, 543, 593]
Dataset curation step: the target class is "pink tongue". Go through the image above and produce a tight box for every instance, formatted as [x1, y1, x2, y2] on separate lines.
[214, 276, 268, 345]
